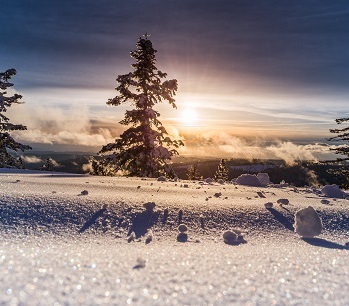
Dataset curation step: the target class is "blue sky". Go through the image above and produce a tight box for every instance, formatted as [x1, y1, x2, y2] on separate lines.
[1, 0, 349, 159]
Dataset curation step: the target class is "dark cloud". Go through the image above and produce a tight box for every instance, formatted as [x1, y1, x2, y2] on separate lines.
[1, 0, 349, 94]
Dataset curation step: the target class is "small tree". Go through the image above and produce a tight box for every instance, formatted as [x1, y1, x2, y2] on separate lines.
[99, 34, 184, 177]
[214, 158, 229, 181]
[41, 158, 54, 171]
[0, 69, 31, 168]
[187, 162, 202, 180]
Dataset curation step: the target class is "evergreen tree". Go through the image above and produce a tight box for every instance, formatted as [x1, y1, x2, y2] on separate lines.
[0, 69, 31, 168]
[99, 34, 184, 177]
[187, 162, 202, 180]
[329, 117, 349, 160]
[88, 157, 118, 176]
[41, 158, 54, 171]
[214, 158, 229, 181]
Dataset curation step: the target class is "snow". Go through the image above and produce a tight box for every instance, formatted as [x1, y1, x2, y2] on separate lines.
[321, 184, 347, 199]
[231, 164, 277, 173]
[257, 172, 271, 186]
[1, 169, 349, 305]
[294, 206, 323, 238]
[236, 174, 261, 187]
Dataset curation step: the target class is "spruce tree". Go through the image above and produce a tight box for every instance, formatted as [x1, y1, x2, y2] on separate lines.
[89, 156, 117, 176]
[187, 162, 202, 181]
[99, 34, 183, 177]
[41, 158, 54, 171]
[329, 117, 349, 160]
[214, 159, 229, 181]
[327, 117, 349, 187]
[0, 68, 31, 168]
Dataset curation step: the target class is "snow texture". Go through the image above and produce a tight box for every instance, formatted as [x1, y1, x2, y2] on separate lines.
[0, 169, 349, 305]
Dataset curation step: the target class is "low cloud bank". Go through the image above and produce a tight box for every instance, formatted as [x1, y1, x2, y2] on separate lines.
[178, 133, 336, 165]
[9, 104, 119, 148]
[7, 103, 338, 164]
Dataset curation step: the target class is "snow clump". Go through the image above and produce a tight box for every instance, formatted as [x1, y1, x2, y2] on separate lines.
[321, 185, 347, 199]
[236, 174, 261, 187]
[127, 232, 136, 243]
[223, 228, 245, 244]
[214, 192, 222, 198]
[205, 178, 214, 184]
[177, 224, 188, 242]
[294, 206, 322, 238]
[157, 176, 167, 182]
[257, 173, 270, 186]
[145, 229, 153, 244]
[277, 198, 289, 205]
[264, 202, 273, 209]
[143, 202, 156, 212]
[178, 224, 188, 233]
[217, 179, 225, 184]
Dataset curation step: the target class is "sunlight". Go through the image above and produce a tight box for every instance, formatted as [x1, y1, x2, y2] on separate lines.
[180, 107, 199, 126]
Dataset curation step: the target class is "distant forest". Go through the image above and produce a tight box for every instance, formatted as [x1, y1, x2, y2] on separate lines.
[19, 152, 349, 188]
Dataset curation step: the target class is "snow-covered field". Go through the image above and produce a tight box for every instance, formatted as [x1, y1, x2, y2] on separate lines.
[1, 169, 348, 305]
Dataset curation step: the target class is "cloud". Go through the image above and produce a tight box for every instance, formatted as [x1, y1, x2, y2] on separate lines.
[20, 155, 42, 163]
[178, 132, 334, 165]
[8, 103, 121, 149]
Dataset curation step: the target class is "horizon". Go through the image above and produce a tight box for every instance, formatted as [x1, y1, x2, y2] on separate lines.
[2, 1, 349, 163]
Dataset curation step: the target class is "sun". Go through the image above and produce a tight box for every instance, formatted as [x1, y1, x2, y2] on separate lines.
[180, 107, 198, 126]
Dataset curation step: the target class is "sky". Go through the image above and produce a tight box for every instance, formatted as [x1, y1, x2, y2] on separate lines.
[1, 0, 349, 161]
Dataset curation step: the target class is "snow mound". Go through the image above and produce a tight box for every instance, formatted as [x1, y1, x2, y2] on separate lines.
[205, 178, 214, 184]
[264, 202, 273, 209]
[217, 179, 225, 184]
[321, 185, 347, 199]
[277, 198, 289, 205]
[257, 173, 270, 186]
[236, 174, 261, 187]
[157, 176, 167, 182]
[294, 206, 322, 238]
[222, 228, 245, 244]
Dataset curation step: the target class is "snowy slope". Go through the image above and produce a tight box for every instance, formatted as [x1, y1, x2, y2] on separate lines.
[1, 170, 348, 305]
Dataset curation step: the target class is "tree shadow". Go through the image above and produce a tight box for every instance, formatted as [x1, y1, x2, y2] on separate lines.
[301, 237, 349, 250]
[79, 208, 106, 233]
[128, 210, 160, 238]
[267, 208, 294, 231]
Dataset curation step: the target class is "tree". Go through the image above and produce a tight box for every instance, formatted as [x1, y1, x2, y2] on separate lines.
[88, 157, 118, 176]
[41, 158, 54, 171]
[327, 117, 349, 187]
[329, 117, 349, 161]
[99, 34, 184, 177]
[0, 68, 31, 168]
[187, 162, 202, 180]
[214, 158, 229, 181]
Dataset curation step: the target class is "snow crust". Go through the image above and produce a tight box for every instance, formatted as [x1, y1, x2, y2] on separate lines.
[0, 170, 348, 305]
